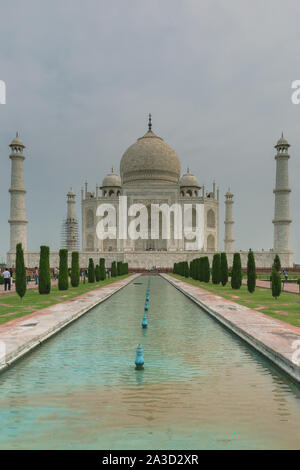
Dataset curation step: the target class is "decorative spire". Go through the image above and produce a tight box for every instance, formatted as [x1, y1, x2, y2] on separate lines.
[187, 167, 190, 174]
[111, 166, 114, 173]
[148, 113, 152, 131]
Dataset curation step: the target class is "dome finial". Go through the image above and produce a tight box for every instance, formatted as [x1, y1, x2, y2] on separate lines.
[148, 113, 152, 131]
[111, 166, 114, 173]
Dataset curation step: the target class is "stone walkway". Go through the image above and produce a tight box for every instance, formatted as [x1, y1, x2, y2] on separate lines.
[162, 274, 300, 384]
[0, 274, 139, 373]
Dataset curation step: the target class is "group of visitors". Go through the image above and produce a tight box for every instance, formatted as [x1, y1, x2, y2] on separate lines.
[1, 263, 113, 292]
[1, 267, 39, 291]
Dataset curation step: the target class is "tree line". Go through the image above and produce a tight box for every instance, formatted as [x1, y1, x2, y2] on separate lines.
[14, 243, 129, 300]
[173, 251, 282, 299]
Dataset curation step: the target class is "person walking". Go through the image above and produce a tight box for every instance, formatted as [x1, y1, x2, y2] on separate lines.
[3, 269, 11, 291]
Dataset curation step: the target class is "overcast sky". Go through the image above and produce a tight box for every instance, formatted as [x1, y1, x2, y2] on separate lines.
[0, 0, 299, 263]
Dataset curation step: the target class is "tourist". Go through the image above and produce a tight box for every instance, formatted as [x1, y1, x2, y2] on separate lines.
[34, 267, 38, 285]
[26, 268, 30, 285]
[2, 268, 11, 291]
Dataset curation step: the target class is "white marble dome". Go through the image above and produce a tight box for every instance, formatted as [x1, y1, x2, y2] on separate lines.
[179, 170, 200, 188]
[101, 171, 121, 187]
[120, 129, 181, 185]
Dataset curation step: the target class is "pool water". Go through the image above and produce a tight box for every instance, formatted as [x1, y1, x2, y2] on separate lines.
[0, 275, 300, 449]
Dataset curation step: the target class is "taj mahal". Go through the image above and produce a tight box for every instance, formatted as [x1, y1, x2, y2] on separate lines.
[6, 115, 294, 269]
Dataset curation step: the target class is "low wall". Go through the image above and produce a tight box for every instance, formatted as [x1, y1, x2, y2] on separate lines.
[6, 249, 294, 269]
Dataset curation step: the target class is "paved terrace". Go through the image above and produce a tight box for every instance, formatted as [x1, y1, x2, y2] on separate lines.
[161, 274, 300, 384]
[242, 278, 300, 294]
[0, 274, 139, 373]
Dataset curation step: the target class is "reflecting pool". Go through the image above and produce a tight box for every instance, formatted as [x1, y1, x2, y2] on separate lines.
[0, 275, 300, 449]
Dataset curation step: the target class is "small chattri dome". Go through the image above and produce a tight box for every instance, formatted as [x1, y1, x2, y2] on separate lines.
[225, 188, 234, 198]
[179, 168, 200, 188]
[275, 132, 290, 148]
[9, 132, 25, 148]
[101, 168, 121, 187]
[67, 187, 76, 197]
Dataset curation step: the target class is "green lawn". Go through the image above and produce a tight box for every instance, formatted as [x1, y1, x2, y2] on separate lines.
[0, 275, 131, 325]
[170, 274, 300, 327]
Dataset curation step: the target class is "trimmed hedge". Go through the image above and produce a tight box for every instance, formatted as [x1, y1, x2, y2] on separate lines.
[220, 252, 228, 286]
[71, 251, 80, 287]
[58, 249, 69, 290]
[111, 261, 117, 277]
[212, 253, 221, 284]
[203, 257, 210, 283]
[100, 258, 106, 280]
[95, 264, 101, 282]
[231, 252, 242, 289]
[247, 249, 256, 293]
[16, 243, 26, 299]
[271, 266, 281, 299]
[39, 245, 51, 294]
[273, 254, 281, 273]
[88, 258, 95, 283]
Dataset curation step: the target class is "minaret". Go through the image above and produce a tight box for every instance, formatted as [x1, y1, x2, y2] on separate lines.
[224, 189, 234, 252]
[273, 133, 292, 252]
[8, 133, 28, 252]
[63, 188, 79, 251]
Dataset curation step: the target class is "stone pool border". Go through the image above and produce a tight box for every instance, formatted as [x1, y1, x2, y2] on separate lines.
[0, 274, 140, 374]
[161, 274, 300, 384]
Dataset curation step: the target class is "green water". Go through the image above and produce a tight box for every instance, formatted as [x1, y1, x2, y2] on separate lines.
[0, 275, 300, 449]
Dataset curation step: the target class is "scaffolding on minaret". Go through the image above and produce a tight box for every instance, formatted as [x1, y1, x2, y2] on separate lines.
[61, 188, 79, 251]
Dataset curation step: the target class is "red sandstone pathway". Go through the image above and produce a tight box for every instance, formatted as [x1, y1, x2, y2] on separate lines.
[162, 274, 300, 383]
[0, 279, 58, 295]
[0, 274, 139, 371]
[242, 278, 300, 294]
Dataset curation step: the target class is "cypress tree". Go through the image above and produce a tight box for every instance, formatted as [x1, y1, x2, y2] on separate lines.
[15, 243, 26, 300]
[203, 257, 210, 283]
[39, 245, 51, 294]
[247, 249, 256, 293]
[196, 258, 201, 280]
[117, 261, 122, 276]
[183, 261, 189, 278]
[231, 252, 242, 289]
[273, 254, 281, 273]
[71, 251, 80, 287]
[189, 260, 194, 279]
[111, 261, 117, 277]
[220, 252, 229, 286]
[88, 258, 95, 283]
[212, 253, 221, 284]
[271, 266, 281, 299]
[95, 264, 101, 282]
[198, 258, 203, 281]
[58, 249, 69, 290]
[100, 258, 106, 280]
